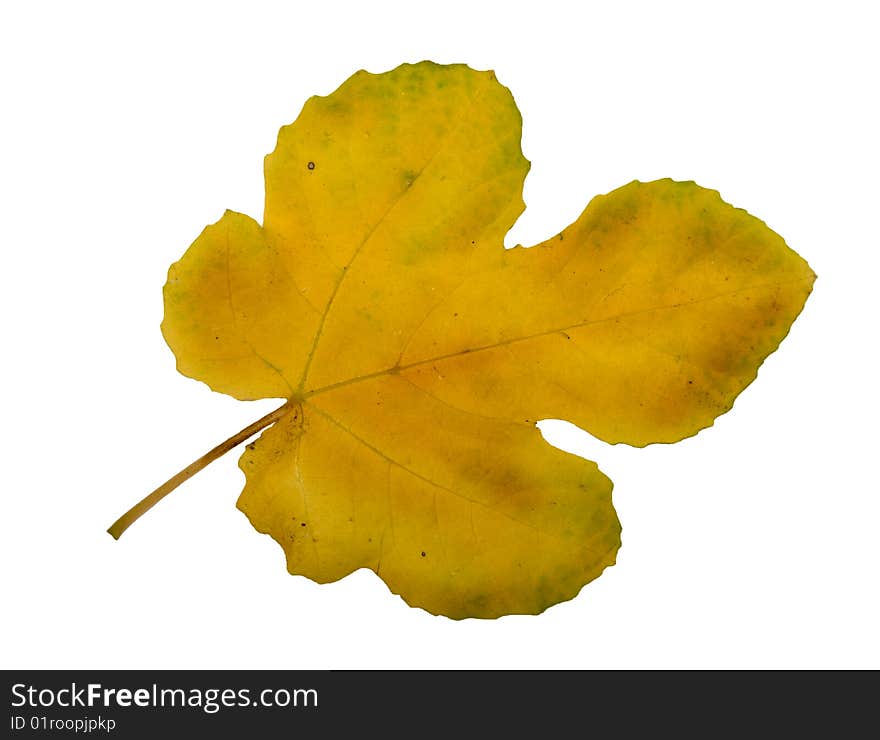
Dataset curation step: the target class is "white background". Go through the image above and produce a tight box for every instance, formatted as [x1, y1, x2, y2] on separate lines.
[2, 1, 878, 669]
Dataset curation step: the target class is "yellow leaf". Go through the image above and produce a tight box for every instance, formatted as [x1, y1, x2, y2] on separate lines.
[115, 61, 815, 619]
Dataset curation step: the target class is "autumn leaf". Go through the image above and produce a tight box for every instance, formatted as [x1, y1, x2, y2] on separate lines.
[109, 61, 815, 619]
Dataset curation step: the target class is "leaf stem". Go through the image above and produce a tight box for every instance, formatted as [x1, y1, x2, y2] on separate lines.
[107, 400, 294, 540]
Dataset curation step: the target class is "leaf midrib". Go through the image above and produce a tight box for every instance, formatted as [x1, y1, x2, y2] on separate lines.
[295, 84, 490, 394]
[301, 276, 814, 401]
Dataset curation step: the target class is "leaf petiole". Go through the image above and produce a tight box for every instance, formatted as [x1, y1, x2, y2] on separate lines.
[107, 400, 294, 539]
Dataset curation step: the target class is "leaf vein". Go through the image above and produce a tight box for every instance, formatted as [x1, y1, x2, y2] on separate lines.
[224, 227, 294, 394]
[306, 276, 813, 398]
[297, 85, 492, 391]
[306, 401, 550, 539]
